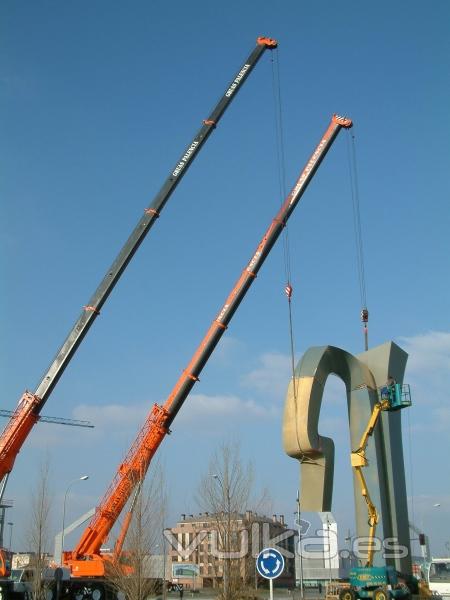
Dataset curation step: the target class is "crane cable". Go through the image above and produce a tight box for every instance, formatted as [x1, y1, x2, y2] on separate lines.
[346, 129, 369, 351]
[270, 49, 298, 400]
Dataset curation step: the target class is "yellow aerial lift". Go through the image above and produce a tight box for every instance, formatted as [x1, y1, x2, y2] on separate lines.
[340, 381, 412, 600]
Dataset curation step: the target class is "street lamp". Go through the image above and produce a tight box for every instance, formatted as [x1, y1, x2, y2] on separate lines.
[61, 475, 89, 564]
[345, 529, 356, 552]
[421, 502, 441, 529]
[7, 522, 13, 550]
[419, 503, 441, 566]
[296, 491, 304, 600]
[212, 474, 230, 600]
[326, 515, 332, 586]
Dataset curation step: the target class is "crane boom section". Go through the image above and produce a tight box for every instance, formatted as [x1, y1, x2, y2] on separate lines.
[67, 114, 352, 570]
[113, 481, 142, 559]
[0, 393, 39, 474]
[164, 114, 352, 427]
[0, 37, 277, 485]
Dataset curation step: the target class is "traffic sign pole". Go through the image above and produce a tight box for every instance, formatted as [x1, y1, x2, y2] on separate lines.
[270, 578, 273, 600]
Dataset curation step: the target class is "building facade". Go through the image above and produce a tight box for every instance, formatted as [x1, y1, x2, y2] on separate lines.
[166, 511, 295, 589]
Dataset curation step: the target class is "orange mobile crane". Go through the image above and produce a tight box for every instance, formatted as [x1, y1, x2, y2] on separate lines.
[0, 37, 277, 525]
[61, 114, 352, 598]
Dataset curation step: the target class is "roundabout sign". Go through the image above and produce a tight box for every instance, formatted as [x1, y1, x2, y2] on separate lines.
[256, 546, 285, 600]
[256, 547, 285, 579]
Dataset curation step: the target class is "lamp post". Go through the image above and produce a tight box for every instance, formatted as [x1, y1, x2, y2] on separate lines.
[61, 475, 89, 564]
[326, 515, 332, 586]
[430, 504, 441, 556]
[420, 502, 441, 564]
[296, 491, 304, 600]
[7, 522, 13, 550]
[421, 503, 441, 529]
[344, 530, 355, 569]
[213, 474, 230, 600]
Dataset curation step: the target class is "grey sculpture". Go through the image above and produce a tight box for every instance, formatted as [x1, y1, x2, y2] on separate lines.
[283, 342, 411, 574]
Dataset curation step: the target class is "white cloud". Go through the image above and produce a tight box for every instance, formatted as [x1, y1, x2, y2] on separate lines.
[27, 424, 70, 449]
[241, 352, 292, 400]
[25, 402, 154, 449]
[395, 330, 450, 432]
[72, 402, 147, 429]
[176, 393, 276, 424]
[398, 331, 450, 374]
[66, 392, 275, 442]
[211, 336, 245, 365]
[26, 402, 144, 449]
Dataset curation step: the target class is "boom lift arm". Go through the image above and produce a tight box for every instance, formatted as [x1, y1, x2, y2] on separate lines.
[0, 36, 277, 499]
[350, 384, 412, 567]
[64, 114, 353, 577]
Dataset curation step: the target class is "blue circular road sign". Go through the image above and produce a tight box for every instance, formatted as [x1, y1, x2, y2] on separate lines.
[256, 547, 285, 580]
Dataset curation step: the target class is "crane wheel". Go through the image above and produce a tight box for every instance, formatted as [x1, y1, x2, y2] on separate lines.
[71, 583, 104, 600]
[374, 588, 389, 600]
[90, 586, 104, 600]
[339, 588, 356, 600]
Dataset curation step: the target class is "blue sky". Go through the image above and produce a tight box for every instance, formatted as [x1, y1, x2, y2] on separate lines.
[1, 1, 449, 559]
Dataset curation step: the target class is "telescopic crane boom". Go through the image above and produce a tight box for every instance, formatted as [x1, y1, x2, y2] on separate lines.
[0, 36, 277, 502]
[64, 114, 353, 578]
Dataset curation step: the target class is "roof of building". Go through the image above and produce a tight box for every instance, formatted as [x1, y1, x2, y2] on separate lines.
[173, 511, 290, 528]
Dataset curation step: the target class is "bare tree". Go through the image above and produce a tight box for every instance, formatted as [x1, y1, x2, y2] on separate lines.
[27, 457, 53, 600]
[196, 441, 269, 600]
[106, 463, 166, 600]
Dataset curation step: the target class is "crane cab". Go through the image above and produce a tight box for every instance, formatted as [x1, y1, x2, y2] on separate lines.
[0, 549, 12, 578]
[379, 383, 411, 411]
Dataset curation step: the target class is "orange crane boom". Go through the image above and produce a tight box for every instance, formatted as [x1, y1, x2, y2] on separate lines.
[64, 114, 352, 578]
[0, 36, 277, 503]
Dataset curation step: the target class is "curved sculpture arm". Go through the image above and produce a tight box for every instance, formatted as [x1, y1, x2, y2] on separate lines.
[283, 345, 376, 511]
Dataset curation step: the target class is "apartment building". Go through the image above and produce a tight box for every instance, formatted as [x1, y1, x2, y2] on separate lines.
[166, 511, 295, 589]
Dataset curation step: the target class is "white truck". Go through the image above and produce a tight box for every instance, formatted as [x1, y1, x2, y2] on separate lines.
[426, 558, 450, 599]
